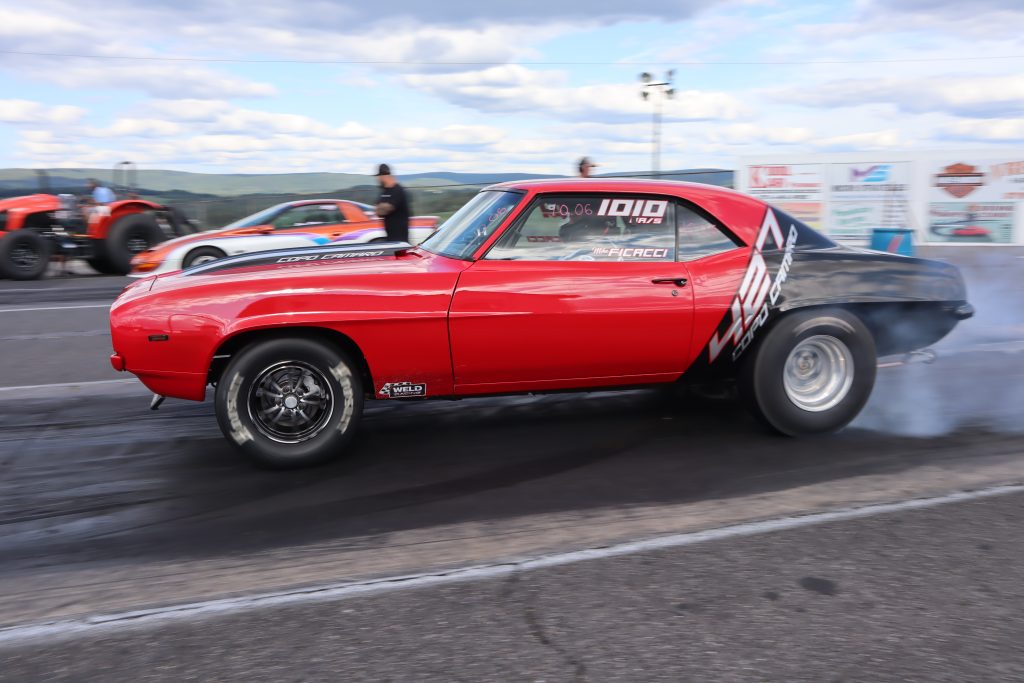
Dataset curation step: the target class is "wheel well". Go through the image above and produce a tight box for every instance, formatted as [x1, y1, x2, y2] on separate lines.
[779, 302, 957, 357]
[208, 326, 374, 393]
[22, 212, 52, 232]
[185, 245, 226, 261]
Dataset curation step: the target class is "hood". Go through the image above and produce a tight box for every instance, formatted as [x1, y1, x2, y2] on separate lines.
[0, 194, 60, 213]
[134, 242, 468, 306]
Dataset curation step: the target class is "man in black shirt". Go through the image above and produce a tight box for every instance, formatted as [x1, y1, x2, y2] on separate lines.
[374, 163, 411, 243]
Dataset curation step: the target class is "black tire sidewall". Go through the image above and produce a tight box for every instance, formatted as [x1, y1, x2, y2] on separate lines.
[0, 231, 51, 280]
[741, 308, 876, 435]
[106, 214, 164, 275]
[183, 246, 226, 269]
[215, 338, 364, 468]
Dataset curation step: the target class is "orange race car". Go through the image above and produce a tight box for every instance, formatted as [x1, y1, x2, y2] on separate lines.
[131, 199, 439, 276]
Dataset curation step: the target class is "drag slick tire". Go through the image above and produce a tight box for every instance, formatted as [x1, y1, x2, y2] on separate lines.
[739, 308, 876, 435]
[183, 246, 225, 269]
[215, 338, 364, 469]
[0, 230, 51, 280]
[105, 213, 164, 275]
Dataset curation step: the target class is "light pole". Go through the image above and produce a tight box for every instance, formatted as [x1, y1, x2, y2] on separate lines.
[640, 70, 675, 177]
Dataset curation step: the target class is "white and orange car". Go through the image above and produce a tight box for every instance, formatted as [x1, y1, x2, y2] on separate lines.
[130, 199, 439, 276]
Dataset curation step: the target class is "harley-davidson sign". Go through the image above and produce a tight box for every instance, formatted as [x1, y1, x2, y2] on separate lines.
[934, 163, 985, 198]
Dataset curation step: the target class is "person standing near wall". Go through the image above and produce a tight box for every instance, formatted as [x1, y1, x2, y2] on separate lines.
[374, 164, 411, 243]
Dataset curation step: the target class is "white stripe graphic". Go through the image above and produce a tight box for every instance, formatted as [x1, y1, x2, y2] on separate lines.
[0, 483, 1021, 646]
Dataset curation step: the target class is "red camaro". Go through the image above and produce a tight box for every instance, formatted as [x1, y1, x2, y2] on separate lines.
[110, 179, 973, 468]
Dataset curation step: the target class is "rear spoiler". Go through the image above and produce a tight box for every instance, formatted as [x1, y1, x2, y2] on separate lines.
[182, 241, 412, 276]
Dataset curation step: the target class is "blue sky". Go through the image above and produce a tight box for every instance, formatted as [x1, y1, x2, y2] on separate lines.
[0, 0, 1022, 175]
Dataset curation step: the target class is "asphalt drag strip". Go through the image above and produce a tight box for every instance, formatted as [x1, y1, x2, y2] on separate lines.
[3, 485, 1024, 682]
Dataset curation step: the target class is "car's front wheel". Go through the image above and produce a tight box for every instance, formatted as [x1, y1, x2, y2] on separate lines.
[215, 338, 364, 468]
[739, 308, 876, 435]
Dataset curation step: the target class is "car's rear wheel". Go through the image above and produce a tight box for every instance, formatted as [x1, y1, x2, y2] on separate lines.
[215, 338, 364, 468]
[0, 230, 52, 280]
[183, 246, 225, 269]
[739, 308, 876, 435]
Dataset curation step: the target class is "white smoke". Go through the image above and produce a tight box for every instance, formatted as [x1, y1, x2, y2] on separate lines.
[852, 248, 1024, 436]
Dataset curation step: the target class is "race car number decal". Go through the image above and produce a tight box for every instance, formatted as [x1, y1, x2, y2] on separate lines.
[597, 198, 668, 225]
[378, 381, 427, 398]
[708, 209, 799, 363]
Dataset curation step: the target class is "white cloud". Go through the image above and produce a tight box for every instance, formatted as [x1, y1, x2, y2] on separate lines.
[0, 99, 86, 124]
[939, 118, 1024, 142]
[708, 123, 814, 145]
[812, 129, 905, 151]
[773, 74, 1024, 119]
[404, 66, 748, 122]
[33, 62, 276, 99]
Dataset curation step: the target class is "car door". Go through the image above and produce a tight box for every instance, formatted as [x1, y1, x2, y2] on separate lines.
[448, 192, 695, 394]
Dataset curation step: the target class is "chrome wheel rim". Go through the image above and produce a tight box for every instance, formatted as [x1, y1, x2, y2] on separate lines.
[11, 244, 40, 269]
[783, 335, 854, 412]
[248, 361, 335, 443]
[191, 254, 219, 265]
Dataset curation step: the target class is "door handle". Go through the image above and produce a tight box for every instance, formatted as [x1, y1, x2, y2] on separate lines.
[652, 278, 688, 287]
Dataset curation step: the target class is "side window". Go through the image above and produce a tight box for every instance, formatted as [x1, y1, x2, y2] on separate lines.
[676, 202, 741, 261]
[486, 194, 675, 262]
[273, 205, 344, 230]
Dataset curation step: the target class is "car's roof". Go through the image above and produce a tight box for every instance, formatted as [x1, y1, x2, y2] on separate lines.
[486, 177, 744, 199]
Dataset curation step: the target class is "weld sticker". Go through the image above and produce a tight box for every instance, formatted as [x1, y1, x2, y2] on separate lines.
[378, 381, 427, 398]
[708, 209, 799, 363]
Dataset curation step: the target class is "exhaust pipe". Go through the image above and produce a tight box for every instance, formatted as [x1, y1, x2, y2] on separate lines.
[877, 348, 937, 369]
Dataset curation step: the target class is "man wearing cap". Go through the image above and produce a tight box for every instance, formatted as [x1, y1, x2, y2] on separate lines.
[374, 163, 411, 243]
[578, 157, 598, 178]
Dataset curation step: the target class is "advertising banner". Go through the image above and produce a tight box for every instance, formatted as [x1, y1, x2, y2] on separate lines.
[746, 164, 824, 228]
[928, 160, 1021, 242]
[928, 202, 1014, 243]
[828, 162, 911, 241]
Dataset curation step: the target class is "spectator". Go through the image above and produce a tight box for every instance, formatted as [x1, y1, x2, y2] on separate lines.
[578, 157, 598, 178]
[87, 178, 116, 204]
[374, 164, 411, 243]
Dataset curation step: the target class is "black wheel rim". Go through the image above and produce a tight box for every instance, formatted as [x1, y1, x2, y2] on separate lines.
[126, 232, 149, 254]
[247, 361, 336, 444]
[11, 243, 40, 270]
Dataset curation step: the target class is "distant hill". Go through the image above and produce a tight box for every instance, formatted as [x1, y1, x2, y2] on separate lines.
[0, 167, 733, 198]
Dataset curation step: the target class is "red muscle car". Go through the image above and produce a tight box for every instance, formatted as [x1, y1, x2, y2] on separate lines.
[110, 179, 973, 468]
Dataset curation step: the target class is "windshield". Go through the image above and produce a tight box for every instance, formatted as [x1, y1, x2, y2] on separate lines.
[221, 203, 290, 230]
[419, 190, 523, 259]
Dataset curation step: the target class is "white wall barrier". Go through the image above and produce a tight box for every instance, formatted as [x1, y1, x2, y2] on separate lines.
[737, 150, 1024, 246]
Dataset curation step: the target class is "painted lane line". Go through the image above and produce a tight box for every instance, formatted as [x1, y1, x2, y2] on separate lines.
[1, 482, 1021, 647]
[0, 304, 110, 313]
[0, 379, 138, 393]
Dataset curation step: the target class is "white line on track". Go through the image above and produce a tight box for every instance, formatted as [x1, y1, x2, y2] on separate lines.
[0, 378, 137, 393]
[0, 303, 110, 313]
[0, 482, 1021, 647]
